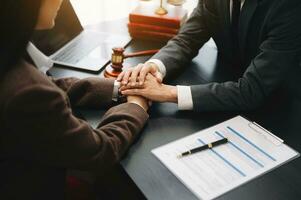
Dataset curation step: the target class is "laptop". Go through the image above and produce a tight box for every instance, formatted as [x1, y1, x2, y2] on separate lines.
[31, 0, 131, 72]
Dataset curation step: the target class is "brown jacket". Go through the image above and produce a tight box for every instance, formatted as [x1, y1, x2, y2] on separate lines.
[0, 60, 148, 199]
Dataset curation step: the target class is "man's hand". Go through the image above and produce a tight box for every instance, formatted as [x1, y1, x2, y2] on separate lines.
[120, 74, 177, 103]
[117, 62, 163, 87]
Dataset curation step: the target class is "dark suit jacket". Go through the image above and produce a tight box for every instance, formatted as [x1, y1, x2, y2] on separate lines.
[152, 0, 301, 111]
[0, 60, 148, 199]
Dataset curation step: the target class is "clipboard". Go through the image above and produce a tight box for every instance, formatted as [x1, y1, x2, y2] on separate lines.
[152, 116, 300, 200]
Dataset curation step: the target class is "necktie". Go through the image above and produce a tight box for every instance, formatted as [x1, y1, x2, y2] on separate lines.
[231, 0, 241, 69]
[231, 0, 241, 34]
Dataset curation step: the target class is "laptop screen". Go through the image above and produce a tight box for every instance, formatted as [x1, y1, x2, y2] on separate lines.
[31, 0, 83, 56]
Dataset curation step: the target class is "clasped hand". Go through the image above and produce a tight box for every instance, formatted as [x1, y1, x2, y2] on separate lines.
[117, 63, 177, 103]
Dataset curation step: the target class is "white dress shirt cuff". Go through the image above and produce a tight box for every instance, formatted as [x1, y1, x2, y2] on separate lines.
[146, 59, 167, 78]
[27, 42, 53, 74]
[177, 85, 193, 110]
[112, 80, 120, 102]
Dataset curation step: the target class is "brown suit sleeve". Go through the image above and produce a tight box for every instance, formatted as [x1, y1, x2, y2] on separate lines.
[52, 77, 115, 108]
[3, 84, 148, 173]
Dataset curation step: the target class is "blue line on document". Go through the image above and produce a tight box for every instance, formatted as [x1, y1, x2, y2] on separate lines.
[197, 138, 246, 177]
[227, 126, 276, 161]
[215, 131, 264, 168]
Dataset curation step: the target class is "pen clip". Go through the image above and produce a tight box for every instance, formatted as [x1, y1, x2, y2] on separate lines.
[248, 122, 284, 146]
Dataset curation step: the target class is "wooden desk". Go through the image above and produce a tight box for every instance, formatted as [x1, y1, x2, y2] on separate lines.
[49, 19, 301, 200]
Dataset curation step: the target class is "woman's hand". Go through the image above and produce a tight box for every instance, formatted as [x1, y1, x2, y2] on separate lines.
[121, 74, 178, 103]
[127, 95, 149, 112]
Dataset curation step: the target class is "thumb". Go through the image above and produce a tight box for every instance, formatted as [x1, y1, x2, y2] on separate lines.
[149, 65, 163, 83]
[154, 71, 163, 83]
[149, 64, 159, 74]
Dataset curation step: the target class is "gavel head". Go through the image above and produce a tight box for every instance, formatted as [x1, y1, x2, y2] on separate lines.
[105, 46, 159, 78]
[111, 47, 125, 69]
[104, 47, 126, 79]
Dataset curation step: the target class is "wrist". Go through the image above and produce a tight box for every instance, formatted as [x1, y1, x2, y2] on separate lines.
[127, 96, 149, 111]
[112, 80, 120, 102]
[162, 85, 178, 103]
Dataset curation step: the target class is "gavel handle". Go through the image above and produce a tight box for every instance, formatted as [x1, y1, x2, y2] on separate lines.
[124, 49, 159, 58]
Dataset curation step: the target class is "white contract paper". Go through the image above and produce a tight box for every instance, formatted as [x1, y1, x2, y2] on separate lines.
[152, 116, 299, 200]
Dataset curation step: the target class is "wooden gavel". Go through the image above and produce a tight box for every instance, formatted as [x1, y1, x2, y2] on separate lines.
[104, 47, 159, 78]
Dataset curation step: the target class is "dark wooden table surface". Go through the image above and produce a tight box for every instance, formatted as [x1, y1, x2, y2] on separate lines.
[49, 19, 301, 200]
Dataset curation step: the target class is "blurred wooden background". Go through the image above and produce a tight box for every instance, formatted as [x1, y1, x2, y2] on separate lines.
[70, 0, 197, 26]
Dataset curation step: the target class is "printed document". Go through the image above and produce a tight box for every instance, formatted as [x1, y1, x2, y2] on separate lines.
[152, 116, 299, 200]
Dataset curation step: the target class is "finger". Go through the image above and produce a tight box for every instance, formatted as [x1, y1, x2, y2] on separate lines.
[119, 84, 143, 91]
[117, 71, 125, 82]
[145, 73, 152, 80]
[148, 64, 163, 83]
[149, 64, 159, 74]
[119, 85, 128, 91]
[121, 69, 133, 85]
[121, 89, 141, 96]
[138, 64, 152, 85]
[129, 64, 143, 86]
[155, 71, 163, 83]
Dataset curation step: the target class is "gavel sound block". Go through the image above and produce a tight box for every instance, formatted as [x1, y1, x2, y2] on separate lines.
[104, 47, 159, 79]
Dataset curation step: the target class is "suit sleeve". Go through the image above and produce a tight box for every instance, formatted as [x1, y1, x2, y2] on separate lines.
[152, 0, 211, 79]
[52, 77, 115, 108]
[190, 1, 301, 111]
[4, 85, 148, 172]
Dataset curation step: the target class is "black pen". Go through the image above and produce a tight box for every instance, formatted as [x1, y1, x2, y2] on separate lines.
[177, 138, 228, 158]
